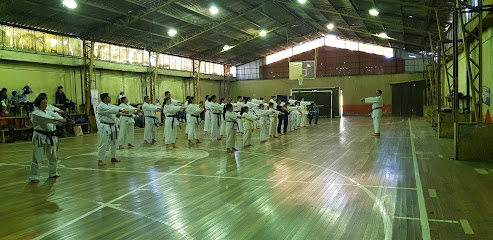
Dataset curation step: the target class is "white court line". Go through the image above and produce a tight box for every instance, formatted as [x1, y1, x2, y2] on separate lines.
[393, 216, 459, 224]
[474, 168, 489, 175]
[408, 118, 431, 240]
[459, 219, 474, 234]
[33, 156, 203, 240]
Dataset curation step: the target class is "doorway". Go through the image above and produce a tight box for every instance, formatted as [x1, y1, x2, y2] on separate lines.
[391, 80, 425, 117]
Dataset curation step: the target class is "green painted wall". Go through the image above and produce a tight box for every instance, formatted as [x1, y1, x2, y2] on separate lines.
[231, 73, 423, 106]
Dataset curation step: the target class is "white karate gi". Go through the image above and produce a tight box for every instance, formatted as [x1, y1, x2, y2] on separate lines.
[164, 105, 182, 144]
[288, 99, 297, 105]
[220, 103, 226, 136]
[300, 101, 311, 127]
[29, 109, 62, 181]
[142, 102, 159, 142]
[186, 104, 203, 141]
[246, 101, 259, 128]
[256, 109, 271, 141]
[235, 101, 245, 132]
[209, 102, 222, 140]
[269, 99, 278, 109]
[97, 102, 121, 160]
[242, 112, 257, 146]
[225, 111, 239, 149]
[185, 102, 191, 135]
[118, 103, 137, 146]
[365, 96, 383, 134]
[287, 106, 300, 131]
[269, 108, 280, 137]
[204, 100, 211, 132]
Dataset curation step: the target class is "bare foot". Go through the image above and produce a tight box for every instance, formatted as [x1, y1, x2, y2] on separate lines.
[196, 140, 202, 143]
[172, 144, 177, 149]
[227, 149, 232, 153]
[144, 141, 149, 144]
[233, 148, 238, 151]
[98, 160, 106, 166]
[111, 158, 121, 162]
[188, 141, 193, 146]
[261, 140, 267, 143]
[373, 133, 381, 137]
[128, 144, 135, 148]
[118, 146, 124, 150]
[30, 179, 40, 183]
[49, 175, 60, 179]
[151, 140, 157, 145]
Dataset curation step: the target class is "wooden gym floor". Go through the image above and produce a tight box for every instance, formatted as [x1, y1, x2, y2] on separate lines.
[0, 117, 492, 239]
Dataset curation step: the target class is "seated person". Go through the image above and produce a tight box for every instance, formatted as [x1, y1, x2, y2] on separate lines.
[0, 88, 9, 115]
[10, 91, 21, 116]
[0, 109, 15, 143]
[56, 86, 76, 112]
[19, 85, 34, 115]
[60, 108, 75, 135]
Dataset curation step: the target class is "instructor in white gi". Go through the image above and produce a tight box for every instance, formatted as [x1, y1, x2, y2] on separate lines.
[361, 90, 383, 137]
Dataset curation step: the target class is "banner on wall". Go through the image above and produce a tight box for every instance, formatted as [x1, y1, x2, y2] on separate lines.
[90, 89, 101, 129]
[483, 87, 490, 107]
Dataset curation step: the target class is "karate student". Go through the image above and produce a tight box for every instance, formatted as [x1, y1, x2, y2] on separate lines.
[256, 104, 275, 143]
[118, 96, 139, 149]
[203, 95, 211, 133]
[269, 96, 278, 109]
[209, 95, 222, 140]
[219, 98, 227, 137]
[241, 106, 257, 147]
[268, 102, 281, 138]
[224, 103, 243, 152]
[35, 93, 64, 115]
[246, 97, 259, 128]
[277, 99, 289, 134]
[29, 96, 66, 183]
[97, 93, 129, 166]
[361, 90, 384, 137]
[288, 102, 301, 131]
[288, 96, 297, 106]
[235, 96, 244, 133]
[164, 91, 181, 106]
[163, 97, 185, 150]
[184, 96, 190, 135]
[142, 96, 161, 144]
[186, 97, 203, 145]
[300, 98, 312, 127]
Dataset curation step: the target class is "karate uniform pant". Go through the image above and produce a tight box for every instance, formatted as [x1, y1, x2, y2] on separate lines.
[98, 130, 116, 160]
[259, 123, 267, 141]
[186, 113, 191, 135]
[144, 117, 156, 142]
[300, 114, 307, 127]
[220, 119, 226, 136]
[237, 118, 244, 133]
[373, 116, 381, 134]
[118, 117, 134, 146]
[269, 117, 277, 136]
[188, 121, 200, 141]
[243, 129, 252, 146]
[29, 142, 58, 180]
[165, 117, 178, 144]
[226, 124, 236, 149]
[204, 111, 211, 132]
[210, 114, 220, 139]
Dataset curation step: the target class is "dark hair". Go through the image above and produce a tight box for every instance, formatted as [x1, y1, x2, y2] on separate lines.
[219, 97, 225, 104]
[259, 103, 265, 109]
[187, 96, 194, 104]
[276, 99, 281, 103]
[143, 96, 149, 101]
[237, 96, 242, 99]
[58, 86, 63, 90]
[120, 91, 124, 95]
[271, 95, 276, 98]
[240, 106, 248, 115]
[377, 90, 383, 95]
[165, 91, 170, 96]
[1, 88, 7, 92]
[289, 96, 292, 99]
[12, 91, 17, 96]
[38, 93, 47, 98]
[209, 95, 216, 102]
[259, 97, 264, 100]
[205, 95, 209, 100]
[119, 96, 127, 105]
[34, 96, 47, 108]
[100, 93, 109, 101]
[268, 102, 274, 107]
[223, 103, 233, 119]
[285, 102, 290, 106]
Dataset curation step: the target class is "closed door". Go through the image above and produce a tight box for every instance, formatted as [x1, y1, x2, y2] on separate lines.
[392, 81, 425, 117]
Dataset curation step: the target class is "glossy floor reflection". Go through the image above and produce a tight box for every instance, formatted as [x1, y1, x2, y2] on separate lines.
[0, 117, 492, 239]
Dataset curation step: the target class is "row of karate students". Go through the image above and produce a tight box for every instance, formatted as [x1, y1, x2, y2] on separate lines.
[27, 91, 314, 182]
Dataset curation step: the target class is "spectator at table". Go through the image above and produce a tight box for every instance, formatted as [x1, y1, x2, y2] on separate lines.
[55, 86, 76, 112]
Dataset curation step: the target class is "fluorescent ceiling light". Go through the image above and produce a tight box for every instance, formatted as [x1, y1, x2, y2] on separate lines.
[167, 29, 177, 37]
[222, 45, 233, 52]
[259, 30, 267, 37]
[326, 23, 335, 30]
[62, 0, 77, 9]
[210, 6, 219, 15]
[378, 32, 389, 39]
[369, 9, 379, 16]
[298, 0, 307, 3]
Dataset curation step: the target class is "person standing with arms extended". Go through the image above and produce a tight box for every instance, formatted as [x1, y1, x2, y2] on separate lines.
[361, 90, 383, 137]
[142, 96, 161, 144]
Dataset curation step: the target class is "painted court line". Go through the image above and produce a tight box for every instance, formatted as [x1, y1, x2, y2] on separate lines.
[393, 216, 459, 224]
[459, 219, 474, 234]
[474, 168, 489, 175]
[428, 189, 437, 198]
[408, 118, 431, 240]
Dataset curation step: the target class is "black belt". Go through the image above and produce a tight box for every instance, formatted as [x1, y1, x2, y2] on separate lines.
[370, 107, 382, 114]
[213, 112, 221, 127]
[145, 115, 159, 126]
[101, 122, 117, 140]
[192, 115, 201, 125]
[166, 115, 181, 129]
[227, 121, 238, 130]
[121, 114, 133, 117]
[35, 129, 56, 146]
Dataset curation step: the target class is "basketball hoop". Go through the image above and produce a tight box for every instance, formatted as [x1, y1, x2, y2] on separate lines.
[297, 74, 304, 86]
